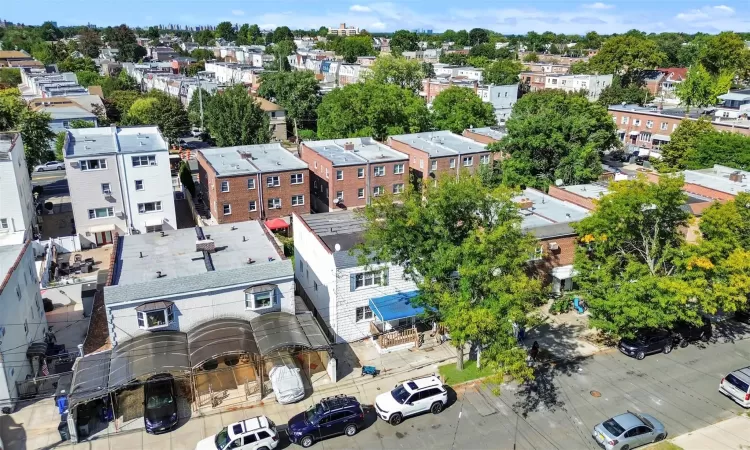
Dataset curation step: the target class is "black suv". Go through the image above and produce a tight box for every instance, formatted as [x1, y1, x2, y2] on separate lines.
[287, 395, 365, 448]
[143, 374, 179, 434]
[618, 329, 674, 360]
[672, 317, 712, 347]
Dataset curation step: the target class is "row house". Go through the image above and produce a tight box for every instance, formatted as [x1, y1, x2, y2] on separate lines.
[462, 126, 506, 145]
[422, 78, 477, 104]
[544, 73, 613, 101]
[520, 71, 548, 92]
[387, 130, 492, 183]
[525, 62, 570, 74]
[0, 133, 36, 246]
[338, 64, 368, 86]
[476, 83, 518, 123]
[0, 50, 43, 69]
[299, 138, 409, 213]
[197, 144, 310, 223]
[656, 68, 687, 100]
[204, 62, 264, 85]
[150, 46, 179, 61]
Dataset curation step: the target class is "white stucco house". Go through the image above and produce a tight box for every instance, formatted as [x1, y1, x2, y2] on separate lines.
[0, 133, 36, 247]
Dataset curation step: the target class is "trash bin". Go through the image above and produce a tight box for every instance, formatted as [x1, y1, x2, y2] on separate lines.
[58, 413, 70, 441]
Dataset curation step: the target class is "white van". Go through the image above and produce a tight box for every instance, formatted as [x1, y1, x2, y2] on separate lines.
[719, 367, 750, 408]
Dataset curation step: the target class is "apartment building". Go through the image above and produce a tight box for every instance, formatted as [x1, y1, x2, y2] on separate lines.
[544, 73, 613, 101]
[64, 126, 177, 248]
[299, 138, 409, 212]
[387, 130, 492, 182]
[197, 144, 310, 223]
[0, 133, 36, 246]
[328, 23, 359, 36]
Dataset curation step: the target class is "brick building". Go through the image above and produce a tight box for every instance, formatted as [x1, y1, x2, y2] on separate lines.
[197, 144, 310, 223]
[387, 131, 492, 183]
[299, 138, 409, 213]
[519, 72, 548, 92]
[462, 126, 506, 145]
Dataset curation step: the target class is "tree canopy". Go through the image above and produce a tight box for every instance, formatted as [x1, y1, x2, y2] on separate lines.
[363, 55, 424, 93]
[659, 118, 714, 170]
[390, 30, 419, 54]
[102, 25, 146, 62]
[204, 85, 270, 147]
[596, 76, 653, 107]
[587, 35, 666, 82]
[123, 91, 189, 144]
[675, 64, 733, 111]
[431, 86, 496, 134]
[0, 88, 55, 169]
[215, 22, 237, 42]
[257, 70, 321, 137]
[484, 59, 524, 85]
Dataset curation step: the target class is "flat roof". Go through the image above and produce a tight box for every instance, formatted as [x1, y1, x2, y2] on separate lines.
[41, 105, 96, 121]
[0, 243, 25, 282]
[199, 144, 307, 177]
[467, 127, 506, 141]
[298, 211, 365, 253]
[515, 188, 590, 230]
[65, 126, 168, 158]
[113, 221, 281, 287]
[683, 165, 750, 196]
[608, 104, 711, 120]
[559, 183, 610, 199]
[303, 137, 408, 166]
[389, 130, 488, 157]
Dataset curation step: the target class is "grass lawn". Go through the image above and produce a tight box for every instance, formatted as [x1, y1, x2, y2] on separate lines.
[438, 360, 495, 385]
[649, 442, 683, 450]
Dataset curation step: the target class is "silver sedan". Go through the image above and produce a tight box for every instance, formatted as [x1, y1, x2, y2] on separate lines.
[592, 412, 666, 450]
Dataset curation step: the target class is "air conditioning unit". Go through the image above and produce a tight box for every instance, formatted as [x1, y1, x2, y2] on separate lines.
[103, 189, 112, 195]
[548, 242, 559, 251]
[335, 198, 343, 204]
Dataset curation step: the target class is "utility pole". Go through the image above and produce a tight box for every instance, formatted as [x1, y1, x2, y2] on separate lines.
[198, 75, 204, 131]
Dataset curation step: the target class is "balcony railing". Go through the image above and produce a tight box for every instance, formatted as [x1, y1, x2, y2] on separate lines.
[370, 321, 418, 349]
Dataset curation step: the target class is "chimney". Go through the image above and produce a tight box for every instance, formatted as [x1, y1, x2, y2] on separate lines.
[344, 142, 354, 151]
[729, 171, 743, 182]
[196, 238, 216, 252]
[517, 198, 534, 209]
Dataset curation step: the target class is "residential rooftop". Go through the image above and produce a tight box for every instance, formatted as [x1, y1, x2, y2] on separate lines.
[515, 188, 590, 231]
[39, 105, 97, 121]
[389, 130, 488, 157]
[297, 211, 367, 269]
[302, 137, 408, 166]
[683, 165, 750, 196]
[608, 103, 713, 120]
[558, 183, 610, 199]
[0, 243, 25, 285]
[65, 126, 168, 158]
[199, 144, 308, 177]
[467, 126, 506, 141]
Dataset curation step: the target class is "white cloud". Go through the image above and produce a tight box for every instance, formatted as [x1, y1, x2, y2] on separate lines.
[676, 5, 734, 22]
[583, 2, 615, 9]
[350, 4, 372, 13]
[231, 9, 245, 16]
[370, 21, 387, 30]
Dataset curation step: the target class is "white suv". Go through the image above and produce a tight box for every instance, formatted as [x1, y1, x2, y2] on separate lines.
[196, 415, 279, 450]
[374, 375, 448, 425]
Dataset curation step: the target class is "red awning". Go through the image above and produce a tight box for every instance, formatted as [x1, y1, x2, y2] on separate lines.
[265, 218, 289, 231]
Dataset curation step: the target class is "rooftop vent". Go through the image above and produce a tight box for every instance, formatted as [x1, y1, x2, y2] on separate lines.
[343, 142, 354, 151]
[156, 271, 166, 278]
[729, 171, 745, 182]
[196, 239, 215, 253]
[516, 198, 533, 209]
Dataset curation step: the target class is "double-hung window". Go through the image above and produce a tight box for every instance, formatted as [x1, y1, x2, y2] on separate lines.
[220, 181, 229, 192]
[80, 159, 107, 171]
[138, 201, 162, 213]
[291, 195, 305, 206]
[353, 270, 388, 289]
[480, 155, 490, 165]
[291, 173, 303, 184]
[132, 155, 156, 167]
[374, 166, 385, 177]
[268, 198, 281, 209]
[373, 186, 384, 196]
[357, 168, 365, 178]
[355, 306, 374, 322]
[462, 156, 474, 167]
[101, 183, 111, 195]
[336, 170, 343, 180]
[247, 178, 256, 190]
[267, 176, 280, 187]
[394, 163, 404, 174]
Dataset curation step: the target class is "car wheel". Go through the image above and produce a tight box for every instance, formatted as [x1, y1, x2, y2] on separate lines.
[621, 445, 630, 450]
[679, 339, 689, 348]
[389, 413, 402, 426]
[345, 424, 357, 436]
[300, 435, 314, 448]
[654, 433, 665, 442]
[37, 168, 44, 172]
[258, 447, 269, 450]
[663, 344, 672, 354]
[57, 166, 64, 170]
[636, 351, 645, 360]
[701, 333, 709, 342]
[431, 402, 443, 414]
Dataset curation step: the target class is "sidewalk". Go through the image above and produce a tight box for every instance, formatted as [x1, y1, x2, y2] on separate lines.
[668, 414, 750, 450]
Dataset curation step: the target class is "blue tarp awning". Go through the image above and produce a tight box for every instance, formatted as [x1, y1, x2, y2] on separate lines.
[369, 291, 423, 322]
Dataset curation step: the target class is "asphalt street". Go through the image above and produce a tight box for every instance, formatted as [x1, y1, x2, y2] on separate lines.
[31, 169, 68, 196]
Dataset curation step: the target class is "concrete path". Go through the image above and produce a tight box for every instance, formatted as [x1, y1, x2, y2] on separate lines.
[670, 414, 750, 449]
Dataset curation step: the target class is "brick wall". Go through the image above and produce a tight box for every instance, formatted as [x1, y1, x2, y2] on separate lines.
[462, 130, 498, 145]
[547, 185, 596, 210]
[644, 172, 736, 201]
[527, 235, 578, 284]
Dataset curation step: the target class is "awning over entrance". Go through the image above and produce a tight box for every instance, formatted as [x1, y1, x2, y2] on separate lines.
[629, 131, 640, 136]
[144, 219, 163, 227]
[89, 223, 116, 233]
[652, 134, 671, 142]
[108, 331, 190, 390]
[551, 264, 578, 280]
[187, 318, 259, 369]
[265, 218, 289, 231]
[69, 350, 111, 407]
[369, 291, 423, 322]
[250, 312, 329, 355]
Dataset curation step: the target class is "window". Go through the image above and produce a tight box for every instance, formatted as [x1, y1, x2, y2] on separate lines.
[267, 176, 280, 187]
[354, 270, 388, 289]
[248, 200, 257, 212]
[314, 281, 318, 291]
[357, 188, 365, 198]
[357, 168, 365, 178]
[336, 170, 343, 180]
[373, 186, 384, 197]
[480, 155, 490, 165]
[325, 168, 329, 179]
[136, 305, 174, 330]
[131, 155, 156, 167]
[393, 183, 404, 194]
[291, 173, 304, 184]
[355, 306, 374, 322]
[243, 435, 258, 446]
[245, 290, 275, 309]
[335, 191, 343, 201]
[138, 201, 162, 213]
[220, 181, 229, 192]
[291, 195, 305, 206]
[621, 116, 629, 124]
[646, 120, 654, 129]
[640, 132, 652, 142]
[145, 224, 162, 233]
[394, 163, 404, 174]
[449, 158, 456, 168]
[24, 319, 28, 335]
[101, 183, 111, 195]
[431, 160, 437, 172]
[0, 218, 8, 230]
[660, 122, 668, 130]
[314, 161, 318, 169]
[419, 159, 424, 169]
[374, 166, 385, 177]
[223, 203, 231, 215]
[633, 119, 641, 126]
[268, 198, 281, 209]
[135, 180, 144, 191]
[88, 207, 114, 219]
[80, 159, 107, 171]
[247, 178, 256, 190]
[462, 156, 474, 167]
[16, 286, 21, 301]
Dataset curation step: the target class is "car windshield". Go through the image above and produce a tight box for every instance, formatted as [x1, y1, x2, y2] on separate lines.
[602, 419, 625, 437]
[146, 394, 173, 409]
[726, 374, 750, 393]
[215, 428, 230, 449]
[304, 404, 322, 422]
[391, 384, 411, 404]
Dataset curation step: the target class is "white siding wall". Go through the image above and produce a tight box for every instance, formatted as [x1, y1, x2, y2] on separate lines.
[0, 245, 48, 408]
[108, 276, 295, 342]
[0, 136, 35, 245]
[120, 151, 177, 233]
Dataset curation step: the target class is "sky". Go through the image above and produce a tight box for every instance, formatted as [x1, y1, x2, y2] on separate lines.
[4, 0, 750, 34]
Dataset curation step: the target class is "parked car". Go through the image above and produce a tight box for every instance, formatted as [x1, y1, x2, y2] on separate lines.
[719, 367, 750, 408]
[734, 308, 750, 324]
[287, 395, 364, 448]
[671, 317, 712, 347]
[143, 374, 179, 434]
[374, 375, 448, 425]
[196, 415, 279, 450]
[268, 365, 304, 404]
[35, 161, 65, 172]
[191, 127, 203, 137]
[618, 329, 674, 360]
[592, 411, 666, 450]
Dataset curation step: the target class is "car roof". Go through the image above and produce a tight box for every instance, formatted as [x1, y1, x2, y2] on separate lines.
[404, 375, 442, 392]
[228, 416, 269, 439]
[613, 413, 644, 430]
[320, 395, 358, 412]
[729, 367, 750, 384]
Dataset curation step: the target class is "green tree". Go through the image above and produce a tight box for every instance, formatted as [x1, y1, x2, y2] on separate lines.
[422, 62, 435, 78]
[204, 85, 270, 147]
[190, 48, 214, 61]
[179, 160, 196, 197]
[442, 29, 457, 43]
[683, 131, 750, 171]
[107, 90, 143, 122]
[468, 28, 489, 46]
[19, 109, 56, 171]
[236, 24, 250, 45]
[363, 55, 424, 93]
[439, 52, 468, 66]
[272, 26, 294, 44]
[54, 131, 66, 161]
[466, 56, 491, 69]
[247, 25, 263, 44]
[257, 70, 321, 138]
[316, 81, 431, 141]
[186, 61, 205, 77]
[338, 36, 375, 63]
[660, 117, 714, 169]
[569, 61, 590, 75]
[0, 88, 26, 131]
[123, 92, 190, 143]
[77, 28, 102, 58]
[455, 30, 469, 46]
[597, 76, 653, 107]
[0, 69, 22, 88]
[484, 59, 524, 85]
[145, 26, 160, 41]
[497, 90, 618, 188]
[267, 40, 297, 70]
[194, 29, 215, 46]
[587, 35, 666, 82]
[699, 32, 750, 77]
[675, 64, 714, 111]
[317, 27, 329, 37]
[390, 30, 419, 55]
[468, 43, 496, 59]
[431, 86, 495, 133]
[215, 21, 237, 42]
[69, 119, 95, 128]
[39, 21, 63, 41]
[650, 32, 687, 67]
[58, 57, 97, 73]
[103, 25, 145, 62]
[187, 88, 210, 127]
[359, 175, 543, 375]
[523, 52, 539, 63]
[75, 70, 102, 87]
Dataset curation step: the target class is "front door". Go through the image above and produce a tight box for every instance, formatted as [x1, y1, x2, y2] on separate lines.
[96, 231, 112, 246]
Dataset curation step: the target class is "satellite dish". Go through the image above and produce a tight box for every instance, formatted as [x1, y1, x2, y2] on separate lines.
[334, 243, 341, 252]
[554, 179, 563, 186]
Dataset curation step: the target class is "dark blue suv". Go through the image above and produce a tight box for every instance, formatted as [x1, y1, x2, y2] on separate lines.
[287, 395, 364, 447]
